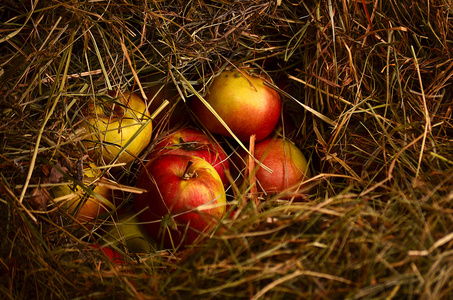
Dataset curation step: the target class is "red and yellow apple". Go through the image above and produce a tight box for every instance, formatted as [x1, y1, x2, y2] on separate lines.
[236, 138, 311, 197]
[191, 68, 281, 142]
[82, 91, 153, 165]
[134, 154, 226, 248]
[147, 128, 230, 187]
[51, 163, 114, 223]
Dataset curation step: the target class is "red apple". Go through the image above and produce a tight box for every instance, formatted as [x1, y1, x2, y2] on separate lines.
[191, 68, 281, 142]
[147, 128, 230, 187]
[134, 155, 226, 248]
[90, 244, 126, 265]
[236, 138, 311, 197]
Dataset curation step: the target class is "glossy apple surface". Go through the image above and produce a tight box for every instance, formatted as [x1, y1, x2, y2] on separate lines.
[134, 155, 226, 248]
[82, 91, 153, 165]
[51, 163, 114, 223]
[191, 68, 281, 142]
[148, 128, 230, 187]
[237, 138, 311, 196]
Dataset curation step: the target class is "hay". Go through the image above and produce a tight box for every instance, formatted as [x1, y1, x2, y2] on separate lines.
[1, 0, 453, 298]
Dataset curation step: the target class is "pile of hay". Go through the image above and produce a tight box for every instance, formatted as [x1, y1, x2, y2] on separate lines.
[1, 0, 453, 298]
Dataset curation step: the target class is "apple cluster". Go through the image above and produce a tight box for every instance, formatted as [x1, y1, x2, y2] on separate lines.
[50, 66, 312, 253]
[191, 68, 311, 198]
[132, 67, 312, 248]
[50, 91, 153, 227]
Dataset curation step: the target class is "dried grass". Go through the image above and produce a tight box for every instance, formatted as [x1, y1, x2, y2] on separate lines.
[2, 0, 453, 299]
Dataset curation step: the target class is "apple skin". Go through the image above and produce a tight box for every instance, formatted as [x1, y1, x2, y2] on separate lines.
[103, 212, 155, 253]
[147, 128, 230, 187]
[90, 244, 126, 265]
[82, 91, 153, 165]
[134, 154, 226, 248]
[236, 138, 311, 197]
[51, 164, 114, 223]
[191, 68, 281, 142]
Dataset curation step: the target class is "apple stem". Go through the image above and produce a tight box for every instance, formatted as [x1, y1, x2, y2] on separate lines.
[183, 160, 194, 180]
[178, 137, 198, 151]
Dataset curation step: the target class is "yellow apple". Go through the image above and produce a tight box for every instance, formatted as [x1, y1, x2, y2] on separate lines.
[51, 163, 114, 223]
[103, 212, 155, 253]
[82, 91, 153, 165]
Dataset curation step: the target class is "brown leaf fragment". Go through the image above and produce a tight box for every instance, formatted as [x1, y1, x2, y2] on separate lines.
[29, 186, 52, 211]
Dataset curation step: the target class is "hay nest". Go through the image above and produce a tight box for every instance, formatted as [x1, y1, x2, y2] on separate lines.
[1, 0, 453, 298]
